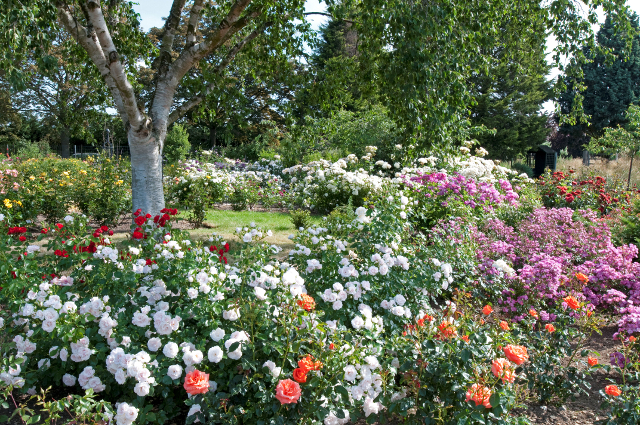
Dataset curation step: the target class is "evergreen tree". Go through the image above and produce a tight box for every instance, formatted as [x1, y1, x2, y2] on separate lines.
[558, 12, 640, 145]
[468, 20, 552, 160]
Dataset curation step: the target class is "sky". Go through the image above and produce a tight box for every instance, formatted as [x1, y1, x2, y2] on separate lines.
[132, 0, 640, 113]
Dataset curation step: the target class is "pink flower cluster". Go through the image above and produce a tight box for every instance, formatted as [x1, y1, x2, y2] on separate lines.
[404, 172, 519, 211]
[438, 207, 640, 337]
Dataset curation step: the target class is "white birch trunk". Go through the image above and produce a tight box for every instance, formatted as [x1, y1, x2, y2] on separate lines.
[129, 129, 166, 216]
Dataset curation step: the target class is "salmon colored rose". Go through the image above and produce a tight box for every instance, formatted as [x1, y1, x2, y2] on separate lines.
[563, 296, 580, 310]
[465, 384, 492, 408]
[499, 321, 510, 331]
[184, 369, 210, 395]
[588, 357, 598, 367]
[482, 305, 493, 315]
[503, 345, 529, 365]
[275, 379, 302, 404]
[529, 309, 538, 319]
[292, 367, 308, 383]
[545, 324, 556, 333]
[297, 294, 316, 311]
[605, 385, 621, 397]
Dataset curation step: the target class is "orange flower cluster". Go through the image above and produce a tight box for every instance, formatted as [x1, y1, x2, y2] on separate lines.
[293, 354, 323, 383]
[545, 324, 556, 333]
[297, 294, 316, 311]
[436, 320, 457, 340]
[563, 296, 580, 310]
[465, 384, 492, 408]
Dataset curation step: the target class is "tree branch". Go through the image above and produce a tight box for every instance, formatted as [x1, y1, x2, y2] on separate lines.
[56, 3, 129, 126]
[157, 0, 187, 73]
[85, 0, 147, 131]
[167, 22, 270, 125]
[155, 0, 258, 125]
[168, 1, 257, 85]
[185, 0, 205, 49]
[303, 12, 355, 24]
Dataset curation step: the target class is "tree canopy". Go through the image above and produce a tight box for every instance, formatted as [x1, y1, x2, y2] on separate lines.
[559, 11, 640, 140]
[0, 0, 633, 214]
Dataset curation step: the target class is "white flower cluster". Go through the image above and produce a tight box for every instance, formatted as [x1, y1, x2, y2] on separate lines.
[283, 155, 386, 210]
[343, 353, 384, 416]
[106, 349, 156, 396]
[492, 259, 516, 277]
[431, 259, 454, 290]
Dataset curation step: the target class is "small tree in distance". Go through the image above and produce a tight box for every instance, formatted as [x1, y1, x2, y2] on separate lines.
[588, 104, 640, 189]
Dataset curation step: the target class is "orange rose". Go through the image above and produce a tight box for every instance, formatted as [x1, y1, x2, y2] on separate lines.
[491, 358, 515, 383]
[499, 321, 510, 331]
[298, 355, 322, 372]
[483, 305, 493, 315]
[465, 384, 492, 408]
[545, 324, 555, 333]
[461, 335, 470, 343]
[297, 294, 316, 311]
[184, 369, 210, 395]
[529, 309, 538, 319]
[563, 296, 580, 310]
[605, 385, 621, 397]
[575, 272, 589, 283]
[588, 357, 598, 367]
[630, 336, 637, 343]
[437, 321, 457, 339]
[275, 379, 301, 404]
[292, 367, 307, 383]
[503, 345, 529, 365]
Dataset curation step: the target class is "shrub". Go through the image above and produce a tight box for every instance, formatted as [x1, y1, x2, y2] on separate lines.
[164, 124, 191, 163]
[537, 170, 632, 214]
[511, 162, 534, 178]
[289, 209, 311, 230]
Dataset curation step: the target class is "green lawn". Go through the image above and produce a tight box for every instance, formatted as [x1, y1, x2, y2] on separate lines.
[171, 209, 324, 255]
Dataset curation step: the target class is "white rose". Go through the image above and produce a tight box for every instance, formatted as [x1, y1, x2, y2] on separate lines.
[210, 328, 225, 342]
[208, 346, 223, 363]
[62, 374, 76, 386]
[167, 364, 183, 380]
[163, 342, 179, 358]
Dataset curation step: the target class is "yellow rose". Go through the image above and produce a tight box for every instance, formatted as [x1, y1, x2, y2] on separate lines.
[3, 199, 12, 208]
[16, 200, 22, 206]
[29, 176, 35, 180]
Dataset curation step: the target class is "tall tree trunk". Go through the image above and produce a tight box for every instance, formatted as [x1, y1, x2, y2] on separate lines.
[60, 126, 71, 158]
[210, 122, 218, 148]
[129, 130, 165, 216]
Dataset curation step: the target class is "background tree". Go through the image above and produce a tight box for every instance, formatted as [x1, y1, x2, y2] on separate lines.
[12, 32, 109, 157]
[468, 16, 552, 160]
[557, 11, 640, 155]
[0, 0, 630, 216]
